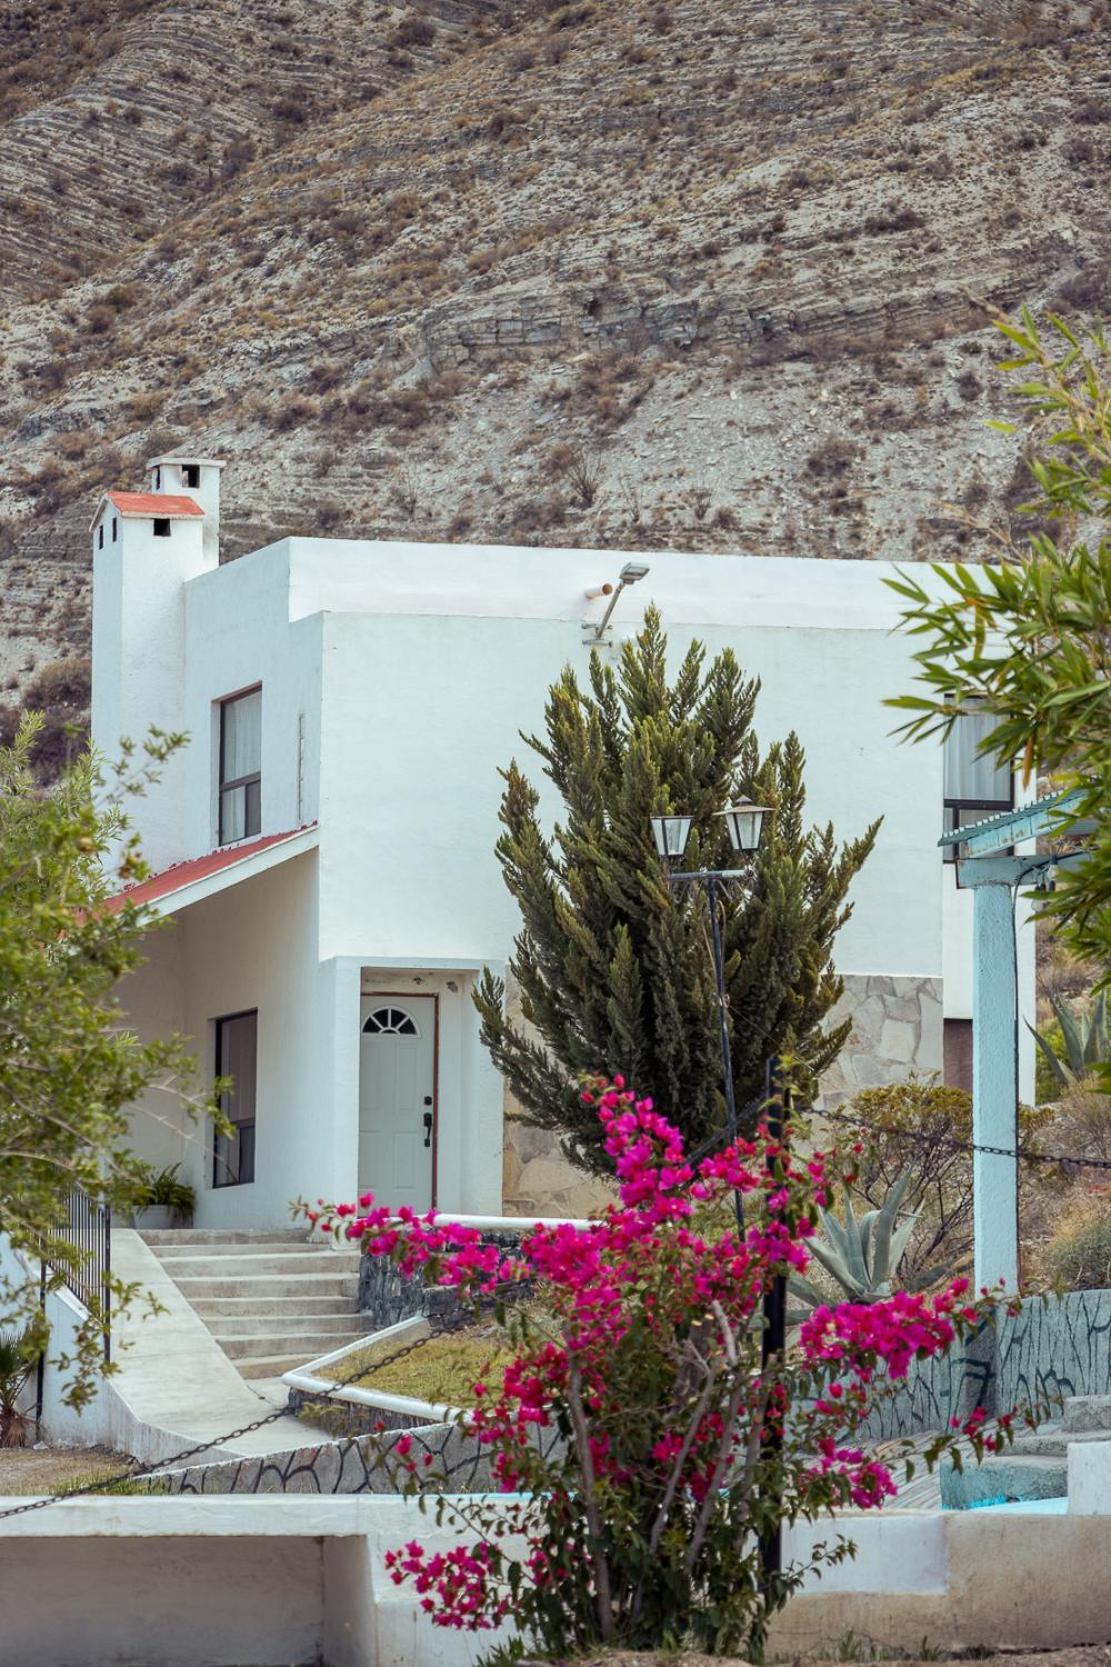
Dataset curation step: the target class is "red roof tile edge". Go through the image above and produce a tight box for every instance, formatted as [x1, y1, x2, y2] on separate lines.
[105, 825, 316, 913]
[106, 491, 205, 517]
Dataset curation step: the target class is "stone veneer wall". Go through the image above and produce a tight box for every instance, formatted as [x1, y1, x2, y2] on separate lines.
[815, 974, 943, 1107]
[501, 973, 944, 1216]
[858, 1290, 1111, 1441]
[142, 1292, 1111, 1493]
[137, 1420, 564, 1498]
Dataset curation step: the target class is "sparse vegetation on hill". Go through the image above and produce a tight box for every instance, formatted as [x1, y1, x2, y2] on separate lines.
[2, 0, 1110, 715]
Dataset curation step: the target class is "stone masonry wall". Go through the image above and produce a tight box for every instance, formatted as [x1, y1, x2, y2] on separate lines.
[501, 974, 944, 1216]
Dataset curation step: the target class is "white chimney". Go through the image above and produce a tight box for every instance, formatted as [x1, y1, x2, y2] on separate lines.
[147, 454, 225, 565]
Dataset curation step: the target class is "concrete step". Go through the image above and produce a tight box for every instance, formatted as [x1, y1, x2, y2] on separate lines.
[218, 1328, 367, 1360]
[153, 1250, 361, 1278]
[1012, 1426, 1111, 1458]
[940, 1452, 1067, 1510]
[236, 1352, 346, 1380]
[139, 1228, 314, 1247]
[174, 1274, 360, 1301]
[205, 1312, 374, 1340]
[151, 1240, 331, 1259]
[1064, 1395, 1111, 1433]
[191, 1294, 367, 1319]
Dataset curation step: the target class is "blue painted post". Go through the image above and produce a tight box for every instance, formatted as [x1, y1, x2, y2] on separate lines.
[968, 876, 1019, 1292]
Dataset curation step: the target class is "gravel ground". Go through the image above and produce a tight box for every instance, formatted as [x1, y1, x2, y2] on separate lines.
[0, 1445, 135, 1496]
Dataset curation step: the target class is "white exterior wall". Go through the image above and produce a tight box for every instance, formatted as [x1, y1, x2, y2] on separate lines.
[91, 505, 212, 874]
[177, 849, 328, 1228]
[311, 566, 940, 977]
[182, 548, 322, 854]
[113, 925, 188, 1176]
[96, 530, 1035, 1221]
[147, 457, 222, 563]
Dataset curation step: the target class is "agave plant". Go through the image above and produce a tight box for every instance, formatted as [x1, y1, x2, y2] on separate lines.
[789, 1170, 927, 1317]
[0, 1328, 36, 1449]
[1031, 993, 1110, 1095]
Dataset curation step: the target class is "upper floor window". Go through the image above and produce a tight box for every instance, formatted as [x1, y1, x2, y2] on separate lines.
[183, 464, 200, 488]
[943, 710, 1013, 863]
[97, 523, 104, 549]
[219, 687, 261, 845]
[111, 516, 118, 542]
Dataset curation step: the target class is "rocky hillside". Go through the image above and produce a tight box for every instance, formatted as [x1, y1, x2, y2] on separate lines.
[1, 0, 1109, 709]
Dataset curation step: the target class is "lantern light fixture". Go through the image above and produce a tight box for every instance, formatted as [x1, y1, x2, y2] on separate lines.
[721, 802, 772, 855]
[650, 813, 694, 861]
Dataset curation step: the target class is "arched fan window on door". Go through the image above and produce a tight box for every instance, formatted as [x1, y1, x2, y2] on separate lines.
[362, 1006, 419, 1036]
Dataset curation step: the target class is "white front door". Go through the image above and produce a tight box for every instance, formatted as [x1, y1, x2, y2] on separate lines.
[358, 996, 436, 1212]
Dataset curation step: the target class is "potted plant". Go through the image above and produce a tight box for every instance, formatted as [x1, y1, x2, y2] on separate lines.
[133, 1163, 196, 1230]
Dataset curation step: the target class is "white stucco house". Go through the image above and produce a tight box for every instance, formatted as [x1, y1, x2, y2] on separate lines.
[90, 455, 1034, 1229]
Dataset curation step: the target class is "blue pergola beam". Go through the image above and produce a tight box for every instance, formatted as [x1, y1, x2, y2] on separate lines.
[940, 786, 1087, 858]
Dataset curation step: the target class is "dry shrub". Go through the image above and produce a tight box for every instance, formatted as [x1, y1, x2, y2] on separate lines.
[1041, 1188, 1111, 1290]
[805, 437, 860, 476]
[389, 13, 436, 48]
[24, 656, 90, 711]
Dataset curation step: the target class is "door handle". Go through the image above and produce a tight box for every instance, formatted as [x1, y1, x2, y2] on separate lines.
[422, 1111, 433, 1148]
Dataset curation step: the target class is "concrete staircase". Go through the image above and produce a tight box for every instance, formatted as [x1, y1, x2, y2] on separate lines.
[139, 1228, 373, 1379]
[940, 1393, 1111, 1508]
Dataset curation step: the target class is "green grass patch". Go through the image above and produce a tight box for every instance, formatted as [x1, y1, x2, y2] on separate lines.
[341, 1322, 517, 1407]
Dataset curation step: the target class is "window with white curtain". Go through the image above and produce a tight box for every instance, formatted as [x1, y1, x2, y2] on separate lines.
[218, 687, 262, 845]
[942, 710, 1013, 863]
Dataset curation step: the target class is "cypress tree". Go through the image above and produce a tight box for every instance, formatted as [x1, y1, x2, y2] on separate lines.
[474, 609, 879, 1175]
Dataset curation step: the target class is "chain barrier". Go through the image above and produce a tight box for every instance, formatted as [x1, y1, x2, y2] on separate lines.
[816, 1100, 1111, 1173]
[8, 1096, 1108, 1522]
[0, 1292, 496, 1523]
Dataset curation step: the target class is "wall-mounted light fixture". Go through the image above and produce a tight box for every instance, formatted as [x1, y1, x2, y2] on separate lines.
[583, 562, 651, 644]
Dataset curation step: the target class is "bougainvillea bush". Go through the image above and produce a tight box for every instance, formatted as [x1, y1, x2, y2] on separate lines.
[301, 1081, 1025, 1659]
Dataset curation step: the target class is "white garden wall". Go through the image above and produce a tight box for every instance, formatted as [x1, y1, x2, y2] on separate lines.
[3, 1492, 1111, 1666]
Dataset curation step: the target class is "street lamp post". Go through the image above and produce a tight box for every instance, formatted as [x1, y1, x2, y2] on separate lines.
[652, 802, 783, 1583]
[650, 803, 772, 1228]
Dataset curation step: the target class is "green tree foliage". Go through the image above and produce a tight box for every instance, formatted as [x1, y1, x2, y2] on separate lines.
[0, 716, 207, 1405]
[474, 611, 878, 1172]
[887, 309, 1111, 984]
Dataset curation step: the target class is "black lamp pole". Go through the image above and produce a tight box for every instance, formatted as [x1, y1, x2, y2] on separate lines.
[759, 1055, 788, 1582]
[667, 864, 745, 1230]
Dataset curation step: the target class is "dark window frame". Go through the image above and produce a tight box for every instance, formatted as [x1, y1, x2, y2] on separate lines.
[213, 1008, 257, 1189]
[183, 464, 200, 488]
[153, 517, 171, 537]
[97, 523, 104, 549]
[942, 711, 1014, 880]
[218, 686, 262, 846]
[112, 516, 118, 542]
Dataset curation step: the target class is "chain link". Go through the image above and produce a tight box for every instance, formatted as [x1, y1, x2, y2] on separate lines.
[8, 1102, 1108, 1523]
[818, 1102, 1111, 1172]
[0, 1302, 486, 1523]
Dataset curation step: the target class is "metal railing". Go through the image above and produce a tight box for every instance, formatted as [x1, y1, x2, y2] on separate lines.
[42, 1186, 112, 1365]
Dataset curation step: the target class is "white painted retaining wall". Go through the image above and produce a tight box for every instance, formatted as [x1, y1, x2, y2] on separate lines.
[0, 1230, 310, 1464]
[4, 1492, 1111, 1666]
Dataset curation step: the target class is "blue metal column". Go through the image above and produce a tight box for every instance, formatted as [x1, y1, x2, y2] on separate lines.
[964, 870, 1019, 1292]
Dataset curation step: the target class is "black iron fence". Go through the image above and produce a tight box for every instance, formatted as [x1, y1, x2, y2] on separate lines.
[43, 1186, 112, 1365]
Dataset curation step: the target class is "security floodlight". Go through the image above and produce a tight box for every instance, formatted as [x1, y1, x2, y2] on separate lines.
[721, 803, 772, 854]
[586, 563, 652, 642]
[650, 813, 694, 861]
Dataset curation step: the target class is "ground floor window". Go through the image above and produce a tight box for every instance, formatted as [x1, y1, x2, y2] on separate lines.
[944, 1017, 973, 1093]
[213, 1009, 257, 1187]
